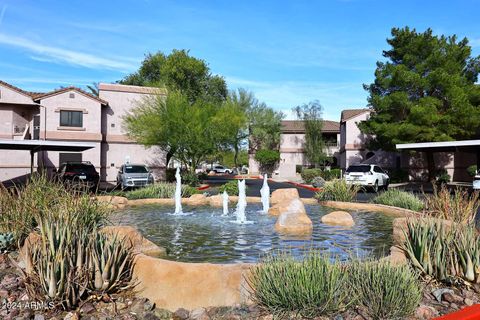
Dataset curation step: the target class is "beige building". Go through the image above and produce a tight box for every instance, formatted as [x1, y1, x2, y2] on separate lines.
[0, 80, 166, 184]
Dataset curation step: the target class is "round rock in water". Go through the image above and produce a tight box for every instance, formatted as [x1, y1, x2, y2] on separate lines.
[321, 211, 355, 227]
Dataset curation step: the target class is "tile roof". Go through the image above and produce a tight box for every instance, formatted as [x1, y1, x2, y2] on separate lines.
[340, 109, 370, 122]
[33, 86, 108, 105]
[98, 83, 167, 95]
[281, 120, 340, 133]
[0, 80, 38, 99]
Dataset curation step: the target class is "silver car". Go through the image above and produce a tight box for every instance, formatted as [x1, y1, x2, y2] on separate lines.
[117, 164, 154, 189]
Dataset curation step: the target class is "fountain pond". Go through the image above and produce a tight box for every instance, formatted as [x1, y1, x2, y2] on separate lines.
[110, 203, 395, 263]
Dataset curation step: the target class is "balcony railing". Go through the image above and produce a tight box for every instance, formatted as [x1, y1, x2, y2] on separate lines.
[325, 141, 339, 148]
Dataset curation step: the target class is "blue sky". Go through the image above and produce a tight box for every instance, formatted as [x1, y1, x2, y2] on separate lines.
[0, 1, 479, 120]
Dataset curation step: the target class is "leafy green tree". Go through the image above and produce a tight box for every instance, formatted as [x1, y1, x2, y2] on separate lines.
[120, 49, 227, 103]
[123, 90, 231, 174]
[249, 104, 284, 152]
[360, 27, 480, 180]
[254, 150, 281, 175]
[294, 100, 328, 168]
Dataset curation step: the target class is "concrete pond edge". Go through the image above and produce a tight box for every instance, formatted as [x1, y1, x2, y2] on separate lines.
[94, 195, 422, 310]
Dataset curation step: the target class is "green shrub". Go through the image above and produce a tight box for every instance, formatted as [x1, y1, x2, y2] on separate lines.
[324, 168, 341, 181]
[467, 165, 477, 177]
[301, 168, 322, 183]
[218, 180, 247, 196]
[389, 168, 409, 183]
[349, 260, 422, 320]
[435, 169, 450, 184]
[247, 251, 351, 318]
[372, 189, 424, 212]
[181, 171, 200, 187]
[124, 183, 197, 200]
[315, 179, 360, 202]
[254, 150, 280, 174]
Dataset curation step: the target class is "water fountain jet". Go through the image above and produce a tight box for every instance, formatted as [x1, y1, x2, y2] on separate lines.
[260, 174, 270, 213]
[222, 191, 229, 216]
[174, 167, 182, 215]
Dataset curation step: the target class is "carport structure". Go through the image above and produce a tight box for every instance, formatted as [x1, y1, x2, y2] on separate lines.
[0, 139, 95, 173]
[396, 140, 480, 178]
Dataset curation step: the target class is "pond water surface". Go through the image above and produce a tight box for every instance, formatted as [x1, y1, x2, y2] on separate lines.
[110, 204, 394, 263]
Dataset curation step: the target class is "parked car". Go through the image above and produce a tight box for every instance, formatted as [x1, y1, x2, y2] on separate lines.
[209, 165, 233, 174]
[56, 161, 100, 189]
[344, 164, 389, 192]
[473, 170, 480, 190]
[117, 164, 154, 189]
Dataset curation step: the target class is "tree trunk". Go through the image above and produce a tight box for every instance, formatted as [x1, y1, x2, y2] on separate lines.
[426, 151, 436, 182]
[234, 144, 239, 169]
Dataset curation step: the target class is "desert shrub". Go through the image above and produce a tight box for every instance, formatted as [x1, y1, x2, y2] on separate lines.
[349, 260, 422, 320]
[255, 150, 280, 174]
[124, 183, 197, 200]
[372, 189, 424, 212]
[315, 179, 360, 202]
[301, 168, 322, 183]
[467, 165, 477, 177]
[389, 168, 409, 183]
[218, 180, 247, 196]
[402, 218, 480, 283]
[312, 176, 326, 188]
[424, 184, 479, 223]
[0, 174, 109, 246]
[247, 251, 351, 318]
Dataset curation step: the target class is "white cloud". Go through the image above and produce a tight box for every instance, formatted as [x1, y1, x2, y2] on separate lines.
[226, 76, 367, 121]
[0, 5, 6, 26]
[0, 33, 137, 71]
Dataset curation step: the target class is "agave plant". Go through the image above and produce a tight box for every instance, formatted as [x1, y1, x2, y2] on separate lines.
[402, 218, 480, 284]
[86, 232, 135, 294]
[24, 217, 89, 309]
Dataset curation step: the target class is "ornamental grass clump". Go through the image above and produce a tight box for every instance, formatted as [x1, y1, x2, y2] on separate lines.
[372, 189, 424, 212]
[124, 182, 197, 200]
[315, 179, 360, 202]
[247, 251, 351, 318]
[349, 259, 422, 320]
[424, 184, 479, 224]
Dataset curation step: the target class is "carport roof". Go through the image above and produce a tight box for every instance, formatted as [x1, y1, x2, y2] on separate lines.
[0, 139, 95, 152]
[396, 140, 480, 152]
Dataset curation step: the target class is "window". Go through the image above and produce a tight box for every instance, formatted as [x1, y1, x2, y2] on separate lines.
[60, 110, 83, 127]
[374, 166, 384, 173]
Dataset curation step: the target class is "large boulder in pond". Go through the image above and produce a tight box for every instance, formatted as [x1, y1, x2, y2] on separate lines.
[321, 211, 355, 227]
[274, 198, 313, 235]
[270, 188, 299, 204]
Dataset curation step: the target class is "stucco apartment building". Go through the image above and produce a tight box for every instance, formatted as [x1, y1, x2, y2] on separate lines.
[0, 80, 166, 183]
[252, 108, 474, 181]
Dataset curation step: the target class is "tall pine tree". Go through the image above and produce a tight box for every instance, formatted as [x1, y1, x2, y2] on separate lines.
[360, 27, 480, 180]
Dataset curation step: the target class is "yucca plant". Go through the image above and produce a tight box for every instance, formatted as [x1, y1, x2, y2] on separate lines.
[86, 232, 135, 293]
[349, 259, 422, 320]
[247, 251, 351, 318]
